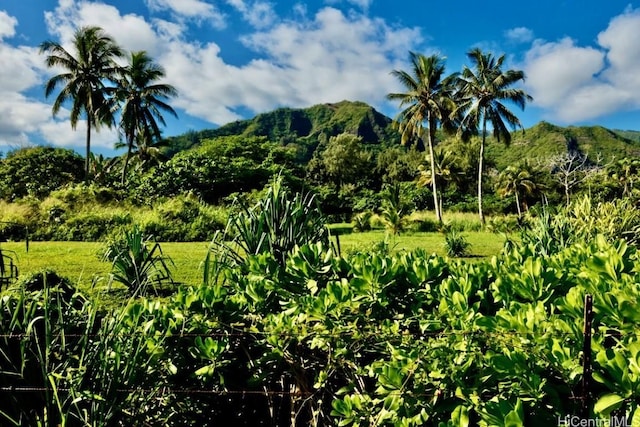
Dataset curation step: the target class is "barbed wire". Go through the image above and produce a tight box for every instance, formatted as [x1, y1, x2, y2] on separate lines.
[0, 327, 635, 340]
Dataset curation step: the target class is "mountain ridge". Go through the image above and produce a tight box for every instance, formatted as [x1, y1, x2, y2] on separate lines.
[163, 100, 640, 166]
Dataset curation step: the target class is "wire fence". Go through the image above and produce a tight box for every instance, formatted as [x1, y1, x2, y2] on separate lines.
[0, 294, 635, 407]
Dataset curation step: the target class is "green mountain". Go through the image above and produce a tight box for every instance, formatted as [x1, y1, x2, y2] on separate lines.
[613, 129, 640, 143]
[164, 100, 399, 157]
[164, 101, 640, 168]
[485, 121, 640, 169]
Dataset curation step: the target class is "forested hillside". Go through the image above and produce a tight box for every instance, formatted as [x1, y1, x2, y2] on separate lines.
[165, 101, 640, 168]
[163, 100, 400, 158]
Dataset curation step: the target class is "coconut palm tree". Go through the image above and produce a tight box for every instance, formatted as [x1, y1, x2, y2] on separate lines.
[113, 51, 177, 185]
[387, 52, 458, 223]
[497, 160, 544, 218]
[456, 48, 532, 223]
[417, 148, 465, 214]
[40, 26, 123, 182]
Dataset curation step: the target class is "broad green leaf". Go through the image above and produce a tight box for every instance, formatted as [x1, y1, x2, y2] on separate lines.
[594, 393, 625, 416]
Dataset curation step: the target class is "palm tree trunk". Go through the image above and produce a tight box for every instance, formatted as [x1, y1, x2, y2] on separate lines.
[426, 123, 442, 223]
[121, 135, 133, 186]
[515, 191, 522, 218]
[478, 117, 486, 224]
[85, 120, 91, 184]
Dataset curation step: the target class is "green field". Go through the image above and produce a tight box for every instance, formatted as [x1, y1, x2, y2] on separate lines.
[2, 231, 507, 293]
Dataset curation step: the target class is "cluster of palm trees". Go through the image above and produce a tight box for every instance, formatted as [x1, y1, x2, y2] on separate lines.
[388, 49, 532, 224]
[40, 26, 177, 185]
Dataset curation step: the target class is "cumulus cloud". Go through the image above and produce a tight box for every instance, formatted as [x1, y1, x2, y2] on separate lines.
[144, 0, 226, 28]
[45, 1, 161, 56]
[505, 27, 533, 44]
[523, 7, 640, 123]
[159, 6, 422, 124]
[37, 118, 119, 150]
[226, 0, 277, 28]
[597, 7, 640, 96]
[325, 0, 373, 12]
[0, 10, 17, 40]
[0, 14, 53, 149]
[524, 38, 604, 109]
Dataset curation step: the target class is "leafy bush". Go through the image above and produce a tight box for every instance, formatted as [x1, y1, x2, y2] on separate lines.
[55, 210, 132, 241]
[140, 195, 228, 241]
[102, 225, 174, 295]
[519, 195, 640, 257]
[0, 147, 84, 200]
[380, 183, 407, 235]
[352, 211, 373, 232]
[0, 271, 174, 425]
[486, 214, 521, 233]
[206, 175, 329, 282]
[443, 229, 471, 257]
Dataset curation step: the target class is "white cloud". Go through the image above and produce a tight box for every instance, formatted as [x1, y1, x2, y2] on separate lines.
[159, 6, 422, 125]
[37, 118, 119, 150]
[226, 0, 277, 28]
[45, 1, 161, 56]
[524, 37, 604, 110]
[325, 0, 372, 11]
[0, 10, 17, 40]
[505, 27, 533, 44]
[0, 13, 54, 149]
[597, 7, 640, 98]
[522, 8, 640, 123]
[144, 0, 226, 28]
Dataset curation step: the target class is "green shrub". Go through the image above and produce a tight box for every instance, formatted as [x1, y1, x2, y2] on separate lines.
[0, 147, 84, 200]
[56, 210, 132, 241]
[102, 225, 174, 295]
[207, 175, 329, 272]
[407, 218, 439, 232]
[443, 229, 471, 257]
[352, 211, 373, 232]
[139, 197, 228, 241]
[50, 184, 122, 207]
[486, 214, 521, 233]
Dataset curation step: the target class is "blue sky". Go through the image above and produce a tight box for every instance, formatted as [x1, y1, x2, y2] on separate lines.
[1, 0, 640, 156]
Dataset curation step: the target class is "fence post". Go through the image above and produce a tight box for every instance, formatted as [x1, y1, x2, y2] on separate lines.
[580, 294, 593, 418]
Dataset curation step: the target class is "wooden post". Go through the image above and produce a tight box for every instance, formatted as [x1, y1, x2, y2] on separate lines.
[580, 294, 593, 418]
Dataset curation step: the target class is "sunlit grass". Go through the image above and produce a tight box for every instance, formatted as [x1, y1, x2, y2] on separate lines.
[1, 230, 506, 305]
[1, 241, 210, 292]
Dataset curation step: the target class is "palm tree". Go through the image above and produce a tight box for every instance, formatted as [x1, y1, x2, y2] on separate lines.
[497, 160, 543, 218]
[114, 132, 169, 173]
[456, 48, 532, 223]
[113, 51, 177, 185]
[387, 53, 458, 223]
[40, 26, 123, 182]
[417, 148, 465, 214]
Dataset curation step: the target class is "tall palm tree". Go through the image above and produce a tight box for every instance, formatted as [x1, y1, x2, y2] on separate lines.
[40, 26, 123, 182]
[417, 148, 465, 212]
[456, 48, 532, 223]
[113, 51, 177, 185]
[387, 52, 458, 223]
[497, 160, 544, 218]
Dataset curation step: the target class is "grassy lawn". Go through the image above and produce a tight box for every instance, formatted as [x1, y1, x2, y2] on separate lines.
[1, 230, 507, 300]
[1, 241, 210, 288]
